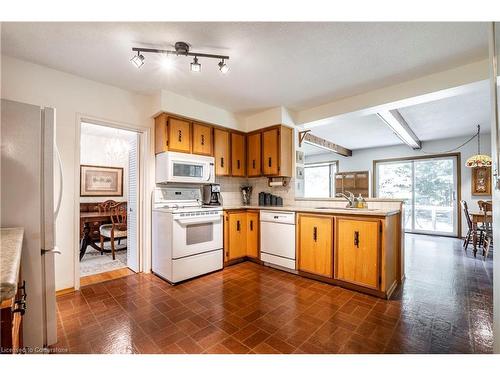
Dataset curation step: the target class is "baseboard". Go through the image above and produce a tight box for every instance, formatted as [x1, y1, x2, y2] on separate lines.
[56, 287, 75, 296]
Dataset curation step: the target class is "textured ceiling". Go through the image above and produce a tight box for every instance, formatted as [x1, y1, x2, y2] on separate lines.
[1, 22, 489, 113]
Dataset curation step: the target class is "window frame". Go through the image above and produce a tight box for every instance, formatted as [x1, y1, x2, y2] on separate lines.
[303, 161, 339, 198]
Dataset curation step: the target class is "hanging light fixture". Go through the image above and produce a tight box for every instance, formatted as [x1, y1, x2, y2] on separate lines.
[130, 51, 145, 68]
[465, 125, 492, 168]
[190, 56, 201, 72]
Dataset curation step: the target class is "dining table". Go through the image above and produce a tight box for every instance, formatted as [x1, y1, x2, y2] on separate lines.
[79, 211, 112, 261]
[469, 211, 493, 257]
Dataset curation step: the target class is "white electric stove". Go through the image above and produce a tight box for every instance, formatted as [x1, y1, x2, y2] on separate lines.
[152, 187, 223, 284]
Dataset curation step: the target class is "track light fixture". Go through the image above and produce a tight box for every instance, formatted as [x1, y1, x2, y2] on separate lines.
[130, 51, 145, 68]
[130, 41, 229, 74]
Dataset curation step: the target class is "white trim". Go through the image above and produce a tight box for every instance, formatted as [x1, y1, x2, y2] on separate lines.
[73, 113, 152, 290]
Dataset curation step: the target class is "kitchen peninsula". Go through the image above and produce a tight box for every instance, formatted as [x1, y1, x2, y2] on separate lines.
[222, 205, 403, 299]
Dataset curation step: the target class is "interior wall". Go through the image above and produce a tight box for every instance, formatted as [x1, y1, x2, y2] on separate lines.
[1, 55, 155, 290]
[304, 134, 493, 233]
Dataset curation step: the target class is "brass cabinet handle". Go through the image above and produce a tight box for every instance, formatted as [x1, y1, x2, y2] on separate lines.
[268, 157, 272, 167]
[201, 134, 205, 146]
[354, 231, 359, 248]
[250, 220, 253, 231]
[178, 130, 182, 142]
[313, 226, 318, 242]
[221, 157, 224, 168]
[236, 220, 240, 231]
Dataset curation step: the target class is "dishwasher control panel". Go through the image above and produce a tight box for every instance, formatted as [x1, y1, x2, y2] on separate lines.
[259, 211, 295, 224]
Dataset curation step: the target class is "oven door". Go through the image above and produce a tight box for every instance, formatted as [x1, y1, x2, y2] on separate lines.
[172, 214, 222, 259]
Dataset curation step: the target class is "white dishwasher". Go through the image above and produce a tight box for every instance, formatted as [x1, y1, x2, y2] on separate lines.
[260, 211, 296, 270]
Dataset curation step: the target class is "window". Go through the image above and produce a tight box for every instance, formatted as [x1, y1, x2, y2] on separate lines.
[303, 161, 338, 198]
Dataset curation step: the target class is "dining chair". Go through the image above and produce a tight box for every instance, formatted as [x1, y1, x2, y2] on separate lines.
[482, 235, 492, 260]
[478, 200, 493, 249]
[461, 200, 483, 252]
[98, 200, 117, 255]
[107, 202, 128, 260]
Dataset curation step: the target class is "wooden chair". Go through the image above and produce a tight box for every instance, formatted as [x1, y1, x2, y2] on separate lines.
[98, 200, 117, 255]
[107, 202, 127, 260]
[461, 200, 483, 252]
[478, 200, 493, 250]
[482, 235, 492, 260]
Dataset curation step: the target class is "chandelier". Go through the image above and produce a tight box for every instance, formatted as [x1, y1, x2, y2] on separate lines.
[465, 125, 492, 168]
[105, 136, 130, 162]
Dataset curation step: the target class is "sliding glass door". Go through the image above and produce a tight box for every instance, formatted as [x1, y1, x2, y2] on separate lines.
[375, 155, 459, 236]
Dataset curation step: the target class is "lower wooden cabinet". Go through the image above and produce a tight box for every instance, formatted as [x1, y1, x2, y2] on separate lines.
[224, 210, 259, 261]
[335, 217, 380, 289]
[298, 214, 333, 277]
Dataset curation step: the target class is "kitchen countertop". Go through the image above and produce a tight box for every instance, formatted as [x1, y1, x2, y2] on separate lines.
[222, 205, 400, 216]
[0, 228, 24, 303]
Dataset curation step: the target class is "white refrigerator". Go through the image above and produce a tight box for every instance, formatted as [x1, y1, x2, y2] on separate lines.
[1, 99, 62, 349]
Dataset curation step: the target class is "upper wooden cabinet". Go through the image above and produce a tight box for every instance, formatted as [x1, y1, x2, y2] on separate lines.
[335, 217, 380, 289]
[214, 129, 230, 176]
[262, 125, 293, 177]
[231, 132, 246, 177]
[298, 214, 333, 278]
[192, 123, 213, 156]
[168, 117, 191, 153]
[247, 132, 262, 177]
[154, 114, 168, 154]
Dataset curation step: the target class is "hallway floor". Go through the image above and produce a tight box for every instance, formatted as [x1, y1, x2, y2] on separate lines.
[51, 234, 493, 354]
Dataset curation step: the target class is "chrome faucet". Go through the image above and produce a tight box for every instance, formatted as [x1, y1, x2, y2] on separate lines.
[336, 191, 356, 208]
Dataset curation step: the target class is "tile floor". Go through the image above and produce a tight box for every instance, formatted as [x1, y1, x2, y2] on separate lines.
[51, 234, 493, 354]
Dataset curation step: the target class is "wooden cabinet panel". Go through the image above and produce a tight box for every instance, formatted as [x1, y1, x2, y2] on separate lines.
[231, 133, 246, 177]
[154, 114, 168, 154]
[335, 218, 380, 289]
[247, 133, 261, 177]
[192, 123, 213, 156]
[246, 212, 259, 258]
[227, 212, 247, 260]
[168, 117, 191, 153]
[214, 129, 230, 176]
[262, 128, 279, 175]
[298, 214, 333, 278]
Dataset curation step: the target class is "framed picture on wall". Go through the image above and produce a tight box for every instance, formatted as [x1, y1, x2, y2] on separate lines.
[80, 165, 123, 197]
[471, 166, 492, 196]
[296, 150, 304, 165]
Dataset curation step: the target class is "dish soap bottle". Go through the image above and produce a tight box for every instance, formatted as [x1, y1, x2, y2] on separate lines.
[357, 194, 366, 208]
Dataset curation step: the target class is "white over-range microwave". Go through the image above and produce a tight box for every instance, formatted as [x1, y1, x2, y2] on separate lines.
[155, 151, 215, 184]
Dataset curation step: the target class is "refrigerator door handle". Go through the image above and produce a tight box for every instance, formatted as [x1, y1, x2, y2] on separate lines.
[41, 247, 61, 255]
[54, 145, 63, 219]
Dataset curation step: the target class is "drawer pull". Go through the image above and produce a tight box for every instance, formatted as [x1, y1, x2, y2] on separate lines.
[268, 157, 272, 167]
[236, 220, 240, 231]
[313, 226, 318, 242]
[354, 231, 359, 248]
[201, 134, 205, 146]
[250, 220, 253, 231]
[237, 160, 240, 169]
[221, 157, 224, 168]
[178, 130, 182, 142]
[252, 160, 256, 169]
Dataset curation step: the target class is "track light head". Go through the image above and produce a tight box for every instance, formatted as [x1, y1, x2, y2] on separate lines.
[218, 59, 229, 74]
[190, 56, 201, 72]
[130, 52, 145, 68]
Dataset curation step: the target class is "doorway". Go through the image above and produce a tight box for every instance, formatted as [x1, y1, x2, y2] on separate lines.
[78, 121, 141, 285]
[375, 154, 460, 237]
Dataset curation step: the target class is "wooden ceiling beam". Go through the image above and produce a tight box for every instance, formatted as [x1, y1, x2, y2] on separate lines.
[299, 131, 352, 157]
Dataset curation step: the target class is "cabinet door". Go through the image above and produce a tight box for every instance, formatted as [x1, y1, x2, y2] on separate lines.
[246, 212, 259, 258]
[247, 133, 261, 177]
[228, 213, 247, 260]
[298, 214, 333, 277]
[214, 129, 230, 176]
[336, 218, 380, 289]
[231, 133, 246, 177]
[168, 117, 191, 153]
[154, 114, 168, 154]
[192, 123, 213, 156]
[262, 128, 279, 175]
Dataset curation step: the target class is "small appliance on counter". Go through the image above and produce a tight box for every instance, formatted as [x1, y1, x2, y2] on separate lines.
[202, 183, 222, 206]
[258, 192, 283, 207]
[240, 185, 252, 206]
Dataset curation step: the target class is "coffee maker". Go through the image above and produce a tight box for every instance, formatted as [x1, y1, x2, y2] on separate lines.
[202, 184, 222, 206]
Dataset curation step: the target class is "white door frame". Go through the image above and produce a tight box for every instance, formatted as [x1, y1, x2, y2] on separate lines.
[73, 113, 152, 290]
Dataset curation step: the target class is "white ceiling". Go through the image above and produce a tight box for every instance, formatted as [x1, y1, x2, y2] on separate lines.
[0, 22, 488, 114]
[81, 122, 137, 142]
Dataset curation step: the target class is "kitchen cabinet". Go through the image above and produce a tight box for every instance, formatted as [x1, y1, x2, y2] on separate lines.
[192, 123, 213, 156]
[262, 125, 293, 177]
[154, 113, 168, 154]
[231, 132, 246, 177]
[246, 211, 259, 258]
[335, 217, 380, 289]
[225, 211, 247, 261]
[298, 214, 333, 277]
[1, 275, 24, 354]
[247, 132, 261, 177]
[214, 128, 230, 176]
[168, 117, 191, 153]
[335, 171, 370, 198]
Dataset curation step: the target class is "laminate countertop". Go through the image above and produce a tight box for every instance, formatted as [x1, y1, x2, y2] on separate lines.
[0, 227, 24, 303]
[221, 205, 400, 217]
